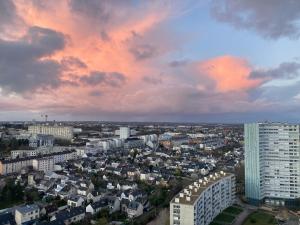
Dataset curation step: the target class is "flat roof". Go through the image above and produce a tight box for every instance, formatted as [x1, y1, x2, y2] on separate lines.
[171, 172, 234, 206]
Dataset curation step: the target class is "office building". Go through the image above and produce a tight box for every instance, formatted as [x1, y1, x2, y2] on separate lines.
[170, 171, 235, 225]
[245, 122, 300, 206]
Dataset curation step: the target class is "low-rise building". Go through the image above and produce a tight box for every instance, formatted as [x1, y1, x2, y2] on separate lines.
[15, 204, 40, 225]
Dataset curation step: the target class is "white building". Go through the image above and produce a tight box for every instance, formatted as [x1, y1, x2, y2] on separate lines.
[119, 127, 130, 139]
[28, 125, 74, 140]
[15, 204, 40, 225]
[170, 172, 235, 225]
[32, 157, 54, 172]
[245, 122, 300, 206]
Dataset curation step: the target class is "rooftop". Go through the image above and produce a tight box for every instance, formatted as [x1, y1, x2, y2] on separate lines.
[16, 204, 39, 214]
[171, 171, 234, 206]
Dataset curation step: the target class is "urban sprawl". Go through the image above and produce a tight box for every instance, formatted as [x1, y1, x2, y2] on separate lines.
[0, 122, 298, 225]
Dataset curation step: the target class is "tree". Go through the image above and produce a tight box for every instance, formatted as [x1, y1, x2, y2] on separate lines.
[95, 218, 108, 225]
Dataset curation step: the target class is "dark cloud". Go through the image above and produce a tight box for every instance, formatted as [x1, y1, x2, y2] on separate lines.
[80, 71, 126, 87]
[129, 44, 157, 61]
[100, 30, 110, 41]
[250, 62, 300, 79]
[68, 0, 131, 24]
[0, 0, 16, 25]
[0, 0, 25, 36]
[169, 59, 189, 67]
[61, 56, 87, 70]
[89, 90, 103, 96]
[143, 76, 162, 85]
[0, 26, 66, 94]
[211, 0, 300, 39]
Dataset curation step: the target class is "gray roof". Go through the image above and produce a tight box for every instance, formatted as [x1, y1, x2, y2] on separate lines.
[16, 204, 39, 214]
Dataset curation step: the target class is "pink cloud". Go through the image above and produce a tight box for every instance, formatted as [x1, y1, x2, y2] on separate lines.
[198, 55, 262, 92]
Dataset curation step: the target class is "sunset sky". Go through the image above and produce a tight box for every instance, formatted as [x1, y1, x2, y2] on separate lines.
[1, 0, 300, 122]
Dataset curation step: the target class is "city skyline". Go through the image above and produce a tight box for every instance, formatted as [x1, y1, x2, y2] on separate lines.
[1, 0, 300, 122]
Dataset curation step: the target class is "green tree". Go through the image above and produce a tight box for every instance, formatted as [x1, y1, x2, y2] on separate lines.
[95, 217, 108, 225]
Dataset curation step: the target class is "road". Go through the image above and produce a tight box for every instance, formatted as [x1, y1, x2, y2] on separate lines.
[232, 198, 257, 225]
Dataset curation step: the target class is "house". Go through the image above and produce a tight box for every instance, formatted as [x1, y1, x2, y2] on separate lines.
[67, 195, 85, 207]
[87, 191, 102, 202]
[50, 207, 85, 225]
[15, 204, 40, 225]
[126, 201, 143, 218]
[42, 204, 58, 217]
[38, 220, 65, 225]
[85, 197, 120, 215]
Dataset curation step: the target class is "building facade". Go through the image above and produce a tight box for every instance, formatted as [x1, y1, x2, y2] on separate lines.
[29, 134, 54, 148]
[32, 157, 54, 172]
[15, 204, 40, 225]
[170, 172, 236, 225]
[119, 127, 130, 139]
[245, 122, 300, 206]
[28, 125, 74, 140]
[0, 149, 76, 175]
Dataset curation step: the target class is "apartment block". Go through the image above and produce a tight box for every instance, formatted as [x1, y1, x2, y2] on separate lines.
[170, 172, 236, 225]
[28, 125, 74, 140]
[245, 122, 300, 206]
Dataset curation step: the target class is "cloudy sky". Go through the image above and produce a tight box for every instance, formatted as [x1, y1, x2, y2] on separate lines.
[1, 0, 300, 122]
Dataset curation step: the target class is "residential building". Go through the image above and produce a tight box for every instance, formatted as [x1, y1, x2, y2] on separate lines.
[29, 134, 54, 148]
[68, 196, 85, 207]
[50, 207, 85, 225]
[124, 138, 144, 149]
[32, 157, 54, 172]
[170, 172, 235, 225]
[120, 127, 130, 139]
[245, 122, 300, 206]
[15, 204, 40, 225]
[28, 125, 74, 140]
[0, 149, 76, 175]
[126, 201, 143, 218]
[0, 157, 33, 175]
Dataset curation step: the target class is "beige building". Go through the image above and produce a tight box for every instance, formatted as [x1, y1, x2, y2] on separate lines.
[170, 171, 236, 225]
[15, 204, 40, 225]
[28, 125, 74, 140]
[0, 157, 33, 175]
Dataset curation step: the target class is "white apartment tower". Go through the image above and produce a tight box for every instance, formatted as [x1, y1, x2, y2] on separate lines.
[170, 172, 236, 225]
[245, 122, 300, 206]
[119, 127, 130, 139]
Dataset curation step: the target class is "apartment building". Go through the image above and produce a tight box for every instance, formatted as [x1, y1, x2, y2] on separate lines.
[28, 125, 74, 140]
[170, 171, 236, 225]
[0, 157, 33, 175]
[32, 157, 54, 172]
[245, 122, 300, 206]
[0, 149, 76, 175]
[29, 134, 54, 148]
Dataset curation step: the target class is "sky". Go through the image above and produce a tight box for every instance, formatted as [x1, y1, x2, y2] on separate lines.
[1, 0, 300, 123]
